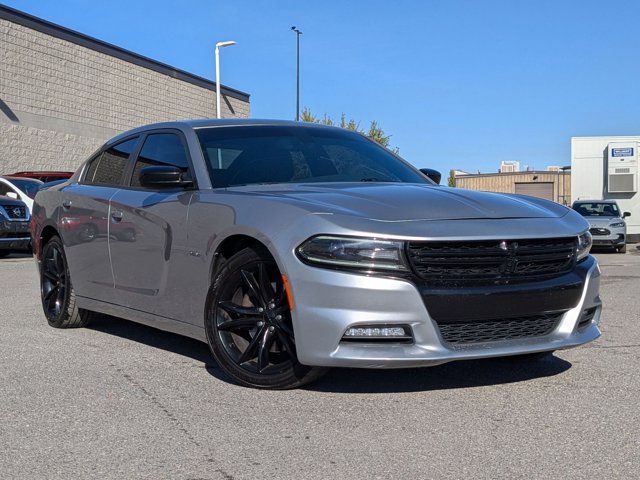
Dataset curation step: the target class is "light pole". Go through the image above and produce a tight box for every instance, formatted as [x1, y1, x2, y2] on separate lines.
[215, 40, 236, 119]
[291, 26, 302, 121]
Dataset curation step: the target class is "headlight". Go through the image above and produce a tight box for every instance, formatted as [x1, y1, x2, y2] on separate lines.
[576, 231, 592, 262]
[297, 235, 408, 271]
[609, 221, 625, 228]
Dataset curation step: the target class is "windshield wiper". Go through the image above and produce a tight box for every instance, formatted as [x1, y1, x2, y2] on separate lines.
[360, 177, 383, 182]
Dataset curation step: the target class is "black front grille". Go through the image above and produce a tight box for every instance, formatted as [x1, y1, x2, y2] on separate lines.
[436, 312, 563, 345]
[1, 205, 26, 219]
[589, 227, 610, 236]
[407, 237, 576, 285]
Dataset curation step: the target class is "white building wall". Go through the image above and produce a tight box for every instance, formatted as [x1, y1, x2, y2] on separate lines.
[571, 136, 640, 240]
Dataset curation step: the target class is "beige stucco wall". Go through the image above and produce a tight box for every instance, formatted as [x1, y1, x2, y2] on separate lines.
[455, 172, 572, 205]
[0, 18, 250, 172]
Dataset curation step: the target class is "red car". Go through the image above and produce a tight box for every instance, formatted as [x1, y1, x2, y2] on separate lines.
[8, 171, 74, 183]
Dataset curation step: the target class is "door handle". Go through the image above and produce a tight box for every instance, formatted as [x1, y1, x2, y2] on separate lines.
[62, 200, 72, 210]
[111, 210, 123, 222]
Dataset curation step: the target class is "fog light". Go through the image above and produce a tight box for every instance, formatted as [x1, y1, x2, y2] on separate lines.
[343, 325, 411, 341]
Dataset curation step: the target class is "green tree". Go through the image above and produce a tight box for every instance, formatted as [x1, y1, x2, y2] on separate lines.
[448, 169, 456, 187]
[301, 108, 398, 152]
[300, 107, 317, 123]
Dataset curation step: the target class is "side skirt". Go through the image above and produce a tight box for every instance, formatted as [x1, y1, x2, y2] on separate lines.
[76, 296, 207, 342]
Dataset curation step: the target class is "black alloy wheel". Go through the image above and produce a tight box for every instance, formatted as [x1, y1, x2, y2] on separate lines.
[40, 236, 93, 328]
[41, 240, 68, 320]
[216, 262, 294, 374]
[205, 246, 326, 389]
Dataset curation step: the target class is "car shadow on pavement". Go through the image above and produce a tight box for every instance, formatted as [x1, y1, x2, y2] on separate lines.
[88, 314, 572, 392]
[87, 314, 233, 382]
[308, 355, 572, 393]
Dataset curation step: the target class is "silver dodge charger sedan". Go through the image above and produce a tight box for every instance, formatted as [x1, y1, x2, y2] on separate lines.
[31, 119, 601, 389]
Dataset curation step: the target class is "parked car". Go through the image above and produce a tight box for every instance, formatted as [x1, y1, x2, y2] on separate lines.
[32, 119, 601, 389]
[0, 176, 43, 211]
[0, 195, 31, 257]
[59, 206, 137, 245]
[572, 199, 630, 253]
[8, 171, 74, 183]
[38, 179, 68, 191]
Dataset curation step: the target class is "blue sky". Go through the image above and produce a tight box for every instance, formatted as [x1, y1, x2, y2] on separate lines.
[5, 0, 640, 175]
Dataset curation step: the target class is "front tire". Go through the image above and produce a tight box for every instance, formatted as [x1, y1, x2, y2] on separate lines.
[617, 244, 627, 253]
[40, 236, 94, 328]
[205, 246, 326, 389]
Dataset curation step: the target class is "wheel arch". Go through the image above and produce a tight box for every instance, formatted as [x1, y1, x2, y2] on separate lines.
[36, 224, 60, 260]
[209, 233, 282, 282]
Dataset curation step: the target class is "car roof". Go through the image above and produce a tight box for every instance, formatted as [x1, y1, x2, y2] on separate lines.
[106, 118, 337, 145]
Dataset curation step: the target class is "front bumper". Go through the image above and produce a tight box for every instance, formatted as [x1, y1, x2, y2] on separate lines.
[0, 219, 31, 251]
[590, 227, 626, 246]
[290, 256, 601, 368]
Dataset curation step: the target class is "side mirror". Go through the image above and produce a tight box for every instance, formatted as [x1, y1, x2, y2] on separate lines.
[6, 192, 18, 199]
[139, 166, 193, 189]
[419, 168, 442, 185]
[623, 211, 631, 218]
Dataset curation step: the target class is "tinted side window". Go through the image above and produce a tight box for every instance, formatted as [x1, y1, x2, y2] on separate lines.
[83, 155, 101, 183]
[0, 183, 11, 196]
[84, 137, 139, 186]
[131, 133, 189, 187]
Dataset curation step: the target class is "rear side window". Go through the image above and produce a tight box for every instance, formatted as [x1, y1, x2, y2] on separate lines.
[130, 133, 189, 187]
[84, 137, 139, 186]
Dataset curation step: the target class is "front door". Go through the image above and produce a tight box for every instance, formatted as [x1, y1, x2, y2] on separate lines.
[108, 131, 195, 320]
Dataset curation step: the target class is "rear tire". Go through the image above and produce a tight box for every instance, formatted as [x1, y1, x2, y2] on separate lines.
[40, 236, 94, 328]
[205, 246, 327, 389]
[0, 251, 11, 258]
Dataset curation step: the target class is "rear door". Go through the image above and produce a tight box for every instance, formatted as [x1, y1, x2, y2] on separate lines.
[60, 136, 140, 303]
[108, 130, 195, 320]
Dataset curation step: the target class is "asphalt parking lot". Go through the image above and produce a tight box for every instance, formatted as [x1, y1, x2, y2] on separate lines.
[1, 247, 640, 479]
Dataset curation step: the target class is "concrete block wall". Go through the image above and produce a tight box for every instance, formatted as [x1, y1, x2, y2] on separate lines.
[0, 17, 250, 172]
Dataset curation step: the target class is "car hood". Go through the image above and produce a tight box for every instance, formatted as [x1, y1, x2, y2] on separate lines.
[0, 195, 26, 207]
[583, 216, 623, 228]
[232, 183, 571, 221]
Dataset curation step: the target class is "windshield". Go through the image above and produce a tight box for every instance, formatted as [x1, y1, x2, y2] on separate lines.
[573, 202, 620, 217]
[6, 178, 42, 198]
[196, 125, 429, 187]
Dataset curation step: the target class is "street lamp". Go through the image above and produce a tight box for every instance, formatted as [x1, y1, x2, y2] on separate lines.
[291, 26, 302, 121]
[215, 40, 236, 119]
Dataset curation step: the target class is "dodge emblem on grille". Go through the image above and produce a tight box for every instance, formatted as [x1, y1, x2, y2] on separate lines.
[13, 208, 21, 217]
